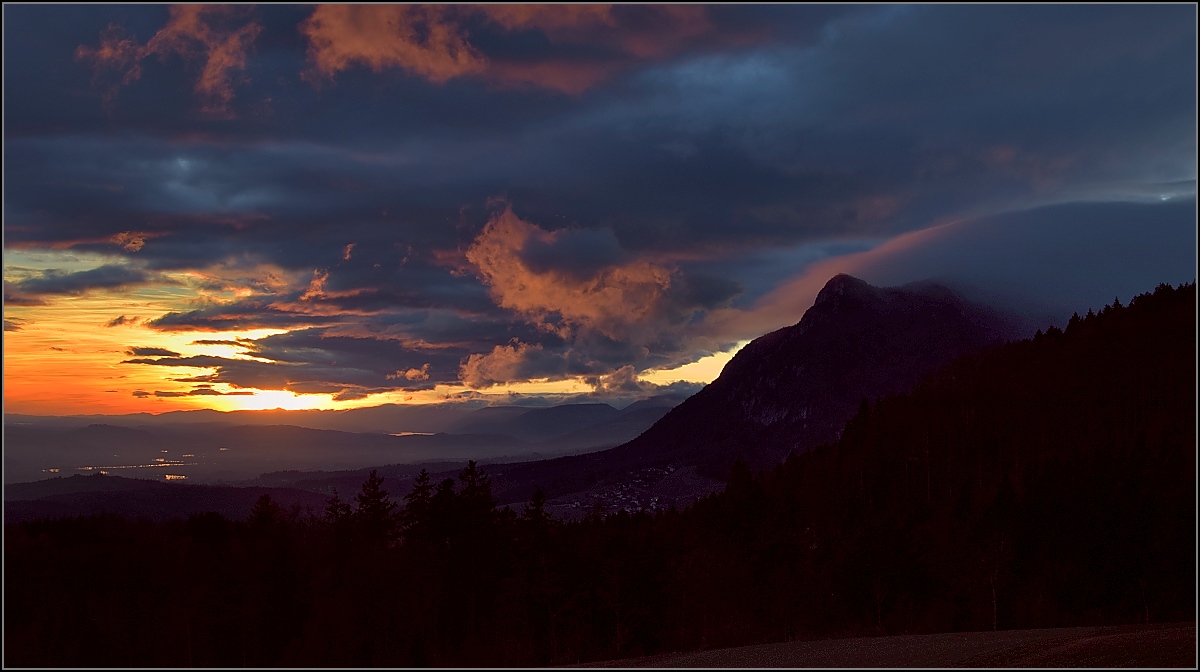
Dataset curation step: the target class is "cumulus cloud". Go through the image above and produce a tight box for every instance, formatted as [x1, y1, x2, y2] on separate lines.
[580, 365, 707, 401]
[465, 207, 673, 340]
[76, 5, 262, 116]
[585, 364, 646, 395]
[387, 363, 431, 381]
[301, 5, 486, 84]
[460, 341, 552, 388]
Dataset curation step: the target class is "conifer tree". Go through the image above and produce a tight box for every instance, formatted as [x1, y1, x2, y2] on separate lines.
[458, 460, 496, 526]
[522, 488, 550, 526]
[325, 488, 352, 524]
[249, 493, 283, 530]
[402, 469, 433, 540]
[355, 470, 397, 545]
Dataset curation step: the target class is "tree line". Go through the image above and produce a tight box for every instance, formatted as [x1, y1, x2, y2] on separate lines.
[5, 281, 1195, 667]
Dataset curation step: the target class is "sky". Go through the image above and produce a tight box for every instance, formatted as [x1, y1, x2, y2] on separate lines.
[3, 4, 1196, 416]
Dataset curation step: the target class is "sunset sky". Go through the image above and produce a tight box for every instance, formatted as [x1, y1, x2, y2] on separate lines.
[3, 4, 1196, 416]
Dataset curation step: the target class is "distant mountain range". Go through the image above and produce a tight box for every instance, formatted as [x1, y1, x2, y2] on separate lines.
[4, 274, 1028, 520]
[3, 398, 677, 486]
[4, 393, 683, 435]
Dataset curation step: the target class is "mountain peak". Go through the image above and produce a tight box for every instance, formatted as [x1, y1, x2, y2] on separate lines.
[813, 274, 878, 307]
[612, 273, 1022, 475]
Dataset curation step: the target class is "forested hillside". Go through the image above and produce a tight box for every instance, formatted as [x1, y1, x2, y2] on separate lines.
[5, 282, 1194, 667]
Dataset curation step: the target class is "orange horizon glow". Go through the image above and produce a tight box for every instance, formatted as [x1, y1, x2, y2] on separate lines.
[3, 252, 747, 415]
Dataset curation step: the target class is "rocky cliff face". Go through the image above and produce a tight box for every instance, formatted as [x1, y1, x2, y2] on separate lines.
[608, 274, 1024, 475]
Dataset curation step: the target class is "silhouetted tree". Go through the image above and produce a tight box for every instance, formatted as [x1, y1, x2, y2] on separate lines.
[402, 469, 433, 541]
[355, 470, 397, 546]
[522, 488, 551, 526]
[249, 494, 284, 532]
[325, 489, 352, 524]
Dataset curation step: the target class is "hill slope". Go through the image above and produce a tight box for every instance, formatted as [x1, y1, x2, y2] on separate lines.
[480, 275, 1024, 507]
[606, 274, 1022, 475]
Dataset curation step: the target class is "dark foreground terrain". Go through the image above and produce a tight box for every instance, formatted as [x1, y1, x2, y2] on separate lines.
[4, 282, 1193, 667]
[582, 622, 1196, 668]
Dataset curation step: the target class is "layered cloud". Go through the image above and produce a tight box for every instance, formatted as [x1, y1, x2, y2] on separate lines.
[5, 5, 1194, 413]
[300, 4, 730, 94]
[706, 197, 1199, 342]
[121, 325, 473, 401]
[138, 386, 256, 398]
[5, 265, 164, 301]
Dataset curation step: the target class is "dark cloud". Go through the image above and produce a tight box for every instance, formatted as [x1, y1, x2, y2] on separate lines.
[125, 346, 181, 357]
[2, 292, 46, 307]
[712, 197, 1199, 344]
[5, 5, 1195, 401]
[148, 306, 340, 332]
[151, 387, 256, 398]
[105, 315, 139, 327]
[4, 318, 26, 332]
[122, 327, 469, 398]
[9, 265, 159, 297]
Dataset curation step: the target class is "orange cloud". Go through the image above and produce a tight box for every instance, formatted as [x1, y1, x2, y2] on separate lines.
[300, 4, 718, 94]
[301, 4, 486, 84]
[387, 363, 431, 381]
[74, 23, 144, 106]
[459, 340, 546, 388]
[111, 231, 146, 252]
[464, 207, 672, 340]
[299, 269, 329, 301]
[76, 5, 262, 117]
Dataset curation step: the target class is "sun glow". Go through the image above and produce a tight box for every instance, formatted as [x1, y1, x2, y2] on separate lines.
[4, 246, 748, 415]
[640, 342, 748, 385]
